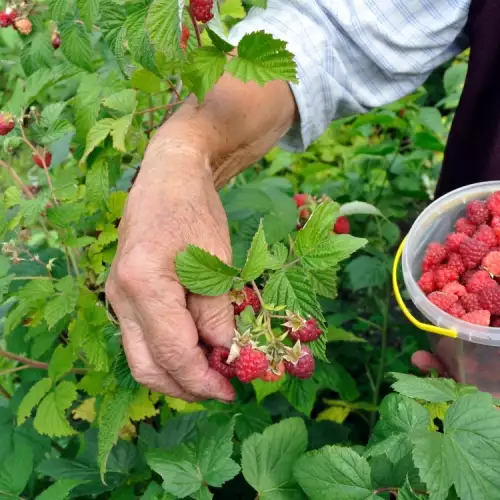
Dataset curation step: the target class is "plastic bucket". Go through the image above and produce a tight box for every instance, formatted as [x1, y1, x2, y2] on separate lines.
[394, 181, 500, 394]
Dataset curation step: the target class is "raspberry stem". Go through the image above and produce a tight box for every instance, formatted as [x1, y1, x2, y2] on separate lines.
[188, 5, 203, 47]
[0, 159, 35, 199]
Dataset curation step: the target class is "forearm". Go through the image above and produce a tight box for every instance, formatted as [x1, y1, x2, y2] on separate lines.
[144, 73, 297, 188]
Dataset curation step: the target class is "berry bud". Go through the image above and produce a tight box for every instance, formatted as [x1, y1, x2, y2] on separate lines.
[51, 32, 61, 49]
[0, 112, 15, 136]
[180, 24, 190, 50]
[33, 151, 52, 169]
[15, 18, 32, 35]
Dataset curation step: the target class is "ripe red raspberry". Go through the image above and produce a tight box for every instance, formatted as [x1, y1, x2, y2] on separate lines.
[232, 286, 261, 315]
[460, 293, 482, 313]
[466, 270, 497, 294]
[482, 251, 500, 276]
[445, 233, 469, 253]
[487, 192, 500, 217]
[208, 346, 236, 379]
[180, 24, 190, 50]
[261, 362, 285, 382]
[442, 281, 467, 297]
[474, 224, 498, 248]
[422, 243, 447, 272]
[461, 269, 478, 285]
[288, 318, 322, 343]
[51, 32, 61, 49]
[0, 11, 11, 27]
[333, 216, 350, 234]
[6, 9, 18, 23]
[191, 0, 214, 23]
[14, 18, 32, 35]
[461, 309, 491, 326]
[478, 285, 500, 314]
[33, 151, 52, 168]
[0, 112, 15, 135]
[418, 271, 435, 294]
[467, 200, 489, 225]
[235, 346, 269, 383]
[293, 193, 309, 207]
[434, 267, 459, 289]
[447, 253, 466, 275]
[284, 346, 315, 379]
[459, 238, 489, 269]
[491, 316, 500, 327]
[455, 217, 476, 237]
[428, 291, 458, 312]
[299, 208, 311, 220]
[448, 302, 466, 318]
[491, 216, 500, 239]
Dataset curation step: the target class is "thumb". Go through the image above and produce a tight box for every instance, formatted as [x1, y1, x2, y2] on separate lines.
[188, 293, 235, 348]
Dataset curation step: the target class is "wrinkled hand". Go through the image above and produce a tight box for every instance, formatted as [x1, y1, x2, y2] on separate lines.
[106, 143, 235, 402]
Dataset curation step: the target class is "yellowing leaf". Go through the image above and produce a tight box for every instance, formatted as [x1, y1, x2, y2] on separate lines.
[72, 398, 96, 423]
[119, 420, 137, 441]
[165, 396, 204, 413]
[128, 387, 158, 421]
[316, 405, 351, 424]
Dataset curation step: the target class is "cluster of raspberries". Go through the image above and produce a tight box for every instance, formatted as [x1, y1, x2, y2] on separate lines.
[0, 8, 32, 35]
[209, 287, 321, 383]
[418, 193, 500, 327]
[294, 193, 350, 234]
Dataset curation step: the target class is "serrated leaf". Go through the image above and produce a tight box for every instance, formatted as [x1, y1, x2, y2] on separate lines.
[86, 158, 109, 209]
[110, 114, 133, 152]
[390, 373, 474, 403]
[327, 327, 366, 343]
[183, 47, 227, 102]
[313, 360, 359, 402]
[282, 377, 318, 417]
[82, 118, 115, 161]
[345, 256, 388, 291]
[266, 242, 288, 270]
[78, 0, 100, 31]
[50, 0, 75, 20]
[20, 195, 49, 226]
[4, 186, 21, 207]
[48, 345, 75, 383]
[34, 381, 78, 437]
[226, 31, 297, 85]
[126, 7, 157, 73]
[147, 417, 239, 497]
[294, 446, 382, 500]
[44, 280, 78, 329]
[242, 418, 307, 500]
[206, 27, 234, 53]
[60, 21, 93, 71]
[74, 74, 101, 144]
[98, 388, 136, 479]
[128, 387, 158, 422]
[398, 478, 423, 500]
[295, 200, 340, 257]
[0, 275, 13, 302]
[17, 377, 53, 425]
[175, 245, 239, 296]
[147, 0, 184, 59]
[0, 445, 33, 498]
[339, 201, 383, 217]
[102, 89, 137, 114]
[308, 267, 338, 299]
[412, 392, 500, 500]
[35, 479, 85, 500]
[252, 377, 286, 404]
[241, 220, 269, 281]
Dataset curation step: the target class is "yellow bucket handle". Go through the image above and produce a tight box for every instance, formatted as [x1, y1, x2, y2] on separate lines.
[392, 237, 457, 339]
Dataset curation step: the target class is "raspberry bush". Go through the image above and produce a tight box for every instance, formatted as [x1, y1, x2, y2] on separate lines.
[1, 1, 500, 499]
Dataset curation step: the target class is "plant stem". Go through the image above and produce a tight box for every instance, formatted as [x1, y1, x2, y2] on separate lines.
[11, 276, 55, 281]
[251, 280, 266, 310]
[135, 101, 185, 116]
[0, 384, 11, 399]
[0, 364, 30, 377]
[374, 486, 428, 496]
[0, 159, 35, 199]
[356, 316, 383, 332]
[0, 349, 87, 375]
[188, 6, 203, 47]
[166, 78, 181, 101]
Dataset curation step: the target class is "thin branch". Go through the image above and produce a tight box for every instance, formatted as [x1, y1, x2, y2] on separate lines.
[0, 365, 30, 377]
[11, 276, 54, 281]
[188, 6, 203, 47]
[0, 159, 35, 199]
[135, 101, 185, 116]
[0, 349, 87, 375]
[251, 280, 266, 310]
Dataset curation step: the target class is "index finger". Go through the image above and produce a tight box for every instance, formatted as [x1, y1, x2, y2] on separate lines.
[132, 277, 235, 401]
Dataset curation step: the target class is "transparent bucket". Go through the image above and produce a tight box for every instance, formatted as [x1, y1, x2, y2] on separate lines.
[401, 181, 500, 394]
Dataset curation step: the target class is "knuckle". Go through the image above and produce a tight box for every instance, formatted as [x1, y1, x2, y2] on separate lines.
[113, 251, 147, 293]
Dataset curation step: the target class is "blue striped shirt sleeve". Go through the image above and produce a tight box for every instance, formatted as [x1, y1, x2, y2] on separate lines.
[228, 0, 470, 151]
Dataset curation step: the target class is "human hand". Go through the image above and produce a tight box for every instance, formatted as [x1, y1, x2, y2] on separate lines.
[106, 140, 235, 402]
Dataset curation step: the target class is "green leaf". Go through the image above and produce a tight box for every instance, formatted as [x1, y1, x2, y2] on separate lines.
[146, 0, 184, 57]
[345, 256, 388, 291]
[242, 418, 308, 500]
[126, 7, 157, 73]
[418, 107, 445, 136]
[282, 377, 318, 417]
[34, 381, 78, 437]
[49, 345, 75, 383]
[267, 243, 288, 270]
[206, 28, 234, 53]
[0, 445, 33, 498]
[175, 245, 239, 296]
[74, 74, 101, 144]
[183, 47, 227, 102]
[77, 0, 100, 31]
[17, 377, 53, 425]
[147, 417, 239, 498]
[398, 478, 423, 500]
[390, 373, 473, 403]
[327, 327, 366, 343]
[300, 234, 367, 270]
[241, 220, 269, 281]
[60, 21, 93, 71]
[110, 114, 133, 152]
[98, 387, 136, 479]
[86, 158, 109, 209]
[295, 200, 340, 257]
[308, 268, 339, 299]
[50, 0, 74, 20]
[102, 89, 137, 114]
[314, 360, 359, 402]
[82, 118, 115, 161]
[294, 446, 382, 500]
[413, 392, 500, 500]
[252, 377, 286, 404]
[226, 31, 297, 85]
[44, 282, 78, 329]
[339, 201, 383, 218]
[35, 479, 85, 500]
[365, 394, 429, 464]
